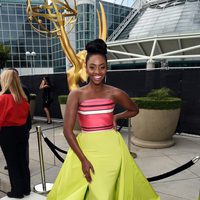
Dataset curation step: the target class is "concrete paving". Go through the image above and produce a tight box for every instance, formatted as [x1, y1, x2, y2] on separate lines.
[1, 193, 45, 200]
[0, 119, 200, 200]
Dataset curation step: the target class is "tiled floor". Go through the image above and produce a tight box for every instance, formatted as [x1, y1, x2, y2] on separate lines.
[131, 137, 200, 200]
[0, 119, 200, 200]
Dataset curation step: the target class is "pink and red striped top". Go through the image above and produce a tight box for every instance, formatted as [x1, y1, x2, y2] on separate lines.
[78, 98, 115, 132]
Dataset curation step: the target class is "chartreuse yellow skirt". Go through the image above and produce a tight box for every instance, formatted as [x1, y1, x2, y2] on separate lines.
[47, 130, 160, 200]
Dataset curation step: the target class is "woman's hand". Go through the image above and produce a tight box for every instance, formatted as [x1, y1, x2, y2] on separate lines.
[82, 159, 95, 183]
[43, 84, 49, 88]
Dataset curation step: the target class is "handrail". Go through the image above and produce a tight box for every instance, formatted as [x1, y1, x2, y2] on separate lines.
[107, 8, 138, 41]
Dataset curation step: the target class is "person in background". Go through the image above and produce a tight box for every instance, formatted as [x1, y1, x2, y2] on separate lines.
[39, 76, 52, 124]
[47, 39, 160, 200]
[11, 68, 32, 162]
[4, 68, 32, 170]
[0, 69, 30, 198]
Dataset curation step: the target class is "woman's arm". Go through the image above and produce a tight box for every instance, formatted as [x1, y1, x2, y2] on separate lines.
[39, 80, 45, 89]
[0, 96, 6, 131]
[39, 80, 49, 89]
[113, 89, 139, 128]
[63, 90, 94, 182]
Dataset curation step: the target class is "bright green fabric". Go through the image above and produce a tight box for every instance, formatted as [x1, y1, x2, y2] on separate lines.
[47, 130, 160, 200]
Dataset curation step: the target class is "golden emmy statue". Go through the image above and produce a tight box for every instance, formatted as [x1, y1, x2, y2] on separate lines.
[26, 0, 107, 91]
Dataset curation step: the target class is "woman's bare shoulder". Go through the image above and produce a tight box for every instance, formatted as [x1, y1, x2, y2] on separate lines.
[68, 89, 80, 99]
[105, 84, 123, 95]
[68, 86, 88, 101]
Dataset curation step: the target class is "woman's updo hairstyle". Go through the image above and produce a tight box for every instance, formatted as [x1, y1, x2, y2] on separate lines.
[85, 39, 107, 64]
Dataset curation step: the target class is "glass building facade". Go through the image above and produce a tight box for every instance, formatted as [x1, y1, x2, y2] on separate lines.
[0, 0, 131, 73]
[107, 0, 200, 70]
[0, 0, 65, 73]
[0, 0, 49, 69]
[51, 31, 66, 73]
[114, 0, 200, 40]
[76, 0, 131, 52]
[76, 1, 95, 52]
[98, 1, 131, 37]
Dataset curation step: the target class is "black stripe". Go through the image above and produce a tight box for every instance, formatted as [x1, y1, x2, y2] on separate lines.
[81, 124, 113, 129]
[82, 127, 113, 131]
[79, 102, 115, 108]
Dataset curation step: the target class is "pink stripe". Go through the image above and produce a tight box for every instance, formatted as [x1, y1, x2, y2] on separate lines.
[78, 98, 115, 132]
[80, 98, 114, 106]
[78, 113, 113, 129]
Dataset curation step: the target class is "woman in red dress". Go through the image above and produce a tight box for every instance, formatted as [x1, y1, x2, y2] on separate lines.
[0, 69, 30, 199]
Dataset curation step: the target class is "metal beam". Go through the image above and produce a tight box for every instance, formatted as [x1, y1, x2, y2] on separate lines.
[154, 55, 200, 59]
[107, 49, 149, 58]
[107, 33, 200, 64]
[153, 44, 200, 58]
[108, 57, 149, 63]
[137, 43, 147, 55]
[120, 45, 131, 58]
[110, 52, 119, 59]
[178, 39, 184, 55]
[108, 54, 200, 64]
[107, 33, 200, 47]
[120, 45, 128, 52]
[149, 39, 157, 61]
[156, 40, 163, 54]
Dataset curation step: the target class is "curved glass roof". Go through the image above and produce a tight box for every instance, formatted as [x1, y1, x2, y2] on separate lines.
[0, 0, 43, 3]
[123, 0, 200, 40]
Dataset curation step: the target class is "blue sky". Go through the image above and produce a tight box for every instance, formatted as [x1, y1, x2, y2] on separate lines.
[103, 0, 133, 6]
[48, 0, 133, 7]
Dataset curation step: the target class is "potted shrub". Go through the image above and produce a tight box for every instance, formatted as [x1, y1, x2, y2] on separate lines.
[0, 43, 10, 72]
[131, 87, 181, 148]
[58, 95, 80, 130]
[58, 95, 68, 119]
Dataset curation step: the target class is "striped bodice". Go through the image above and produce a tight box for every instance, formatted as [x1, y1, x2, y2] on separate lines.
[78, 98, 115, 132]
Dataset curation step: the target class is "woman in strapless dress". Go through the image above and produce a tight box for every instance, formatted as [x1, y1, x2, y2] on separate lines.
[47, 39, 160, 200]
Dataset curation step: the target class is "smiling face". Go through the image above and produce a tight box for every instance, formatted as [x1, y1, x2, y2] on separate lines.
[86, 54, 107, 85]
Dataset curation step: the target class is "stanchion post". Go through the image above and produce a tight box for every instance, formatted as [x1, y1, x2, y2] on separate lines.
[128, 118, 137, 158]
[53, 124, 56, 166]
[128, 118, 131, 150]
[34, 126, 53, 194]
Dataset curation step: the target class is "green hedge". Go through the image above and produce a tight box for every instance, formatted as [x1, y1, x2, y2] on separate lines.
[132, 97, 181, 109]
[131, 87, 181, 109]
[58, 95, 68, 104]
[58, 88, 182, 109]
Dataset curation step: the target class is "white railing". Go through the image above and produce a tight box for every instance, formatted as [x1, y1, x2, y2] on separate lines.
[107, 8, 138, 41]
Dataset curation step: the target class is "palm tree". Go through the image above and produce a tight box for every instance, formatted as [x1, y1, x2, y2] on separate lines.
[0, 43, 10, 71]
